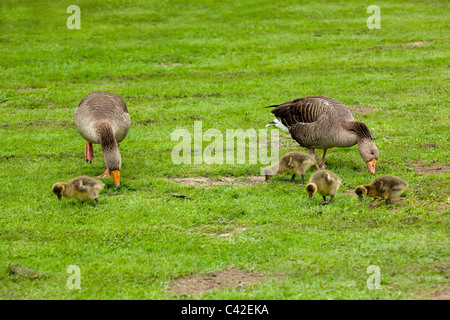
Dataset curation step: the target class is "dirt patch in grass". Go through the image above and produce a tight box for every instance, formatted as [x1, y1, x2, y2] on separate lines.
[348, 105, 375, 114]
[202, 227, 248, 238]
[431, 286, 450, 300]
[8, 264, 52, 280]
[0, 120, 73, 128]
[15, 87, 48, 92]
[402, 41, 425, 46]
[345, 188, 356, 197]
[168, 176, 266, 187]
[419, 143, 438, 148]
[169, 268, 266, 296]
[390, 161, 450, 174]
[414, 163, 450, 174]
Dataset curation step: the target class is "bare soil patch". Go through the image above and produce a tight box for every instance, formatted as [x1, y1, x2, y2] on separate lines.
[15, 87, 48, 92]
[203, 227, 248, 238]
[419, 143, 438, 148]
[168, 176, 265, 187]
[414, 163, 450, 174]
[431, 286, 450, 300]
[348, 105, 375, 114]
[169, 269, 266, 296]
[390, 161, 450, 175]
[345, 188, 356, 197]
[402, 41, 425, 46]
[8, 264, 52, 280]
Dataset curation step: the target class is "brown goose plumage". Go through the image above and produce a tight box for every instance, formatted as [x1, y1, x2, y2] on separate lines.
[74, 92, 131, 186]
[266, 96, 379, 174]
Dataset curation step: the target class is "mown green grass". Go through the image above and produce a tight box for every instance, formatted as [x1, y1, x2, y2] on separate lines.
[0, 0, 448, 299]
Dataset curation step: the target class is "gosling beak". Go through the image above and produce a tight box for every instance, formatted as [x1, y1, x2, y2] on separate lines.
[367, 159, 377, 175]
[57, 195, 61, 201]
[309, 194, 312, 200]
[111, 170, 120, 186]
[358, 196, 363, 202]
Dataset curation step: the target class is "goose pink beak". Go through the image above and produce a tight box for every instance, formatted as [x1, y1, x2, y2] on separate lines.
[367, 159, 377, 175]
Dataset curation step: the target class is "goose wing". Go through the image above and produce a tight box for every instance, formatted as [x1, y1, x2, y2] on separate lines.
[267, 96, 351, 148]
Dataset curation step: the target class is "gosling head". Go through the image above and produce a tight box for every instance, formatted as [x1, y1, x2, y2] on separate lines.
[306, 183, 318, 200]
[262, 164, 278, 181]
[52, 183, 66, 201]
[358, 139, 379, 175]
[355, 185, 368, 202]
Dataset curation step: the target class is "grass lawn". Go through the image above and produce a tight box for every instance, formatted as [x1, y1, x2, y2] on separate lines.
[0, 0, 448, 300]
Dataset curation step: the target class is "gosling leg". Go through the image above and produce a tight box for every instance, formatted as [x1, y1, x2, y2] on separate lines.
[95, 198, 99, 205]
[321, 195, 334, 205]
[283, 174, 296, 182]
[385, 199, 392, 205]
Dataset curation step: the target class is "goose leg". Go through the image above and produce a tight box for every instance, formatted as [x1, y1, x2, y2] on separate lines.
[85, 142, 94, 163]
[385, 199, 391, 205]
[310, 149, 320, 170]
[97, 168, 110, 178]
[318, 149, 328, 168]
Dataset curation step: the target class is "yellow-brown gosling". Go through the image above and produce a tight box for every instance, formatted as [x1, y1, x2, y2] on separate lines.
[263, 151, 315, 184]
[52, 176, 105, 205]
[355, 175, 408, 205]
[305, 169, 342, 205]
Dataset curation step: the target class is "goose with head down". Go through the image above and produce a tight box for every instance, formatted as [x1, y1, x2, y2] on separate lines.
[266, 96, 379, 174]
[74, 92, 130, 186]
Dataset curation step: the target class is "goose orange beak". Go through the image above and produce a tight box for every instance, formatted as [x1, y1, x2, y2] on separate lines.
[367, 159, 377, 175]
[111, 170, 120, 186]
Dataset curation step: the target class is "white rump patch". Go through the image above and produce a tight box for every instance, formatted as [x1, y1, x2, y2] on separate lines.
[273, 118, 289, 133]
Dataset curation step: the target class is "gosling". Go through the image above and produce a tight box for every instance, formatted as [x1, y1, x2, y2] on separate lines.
[355, 175, 408, 205]
[306, 169, 341, 205]
[52, 176, 105, 205]
[263, 151, 315, 184]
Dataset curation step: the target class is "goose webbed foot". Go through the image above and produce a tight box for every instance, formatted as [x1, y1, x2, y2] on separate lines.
[96, 168, 110, 178]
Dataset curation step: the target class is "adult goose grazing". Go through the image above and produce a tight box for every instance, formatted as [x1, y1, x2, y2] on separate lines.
[266, 96, 379, 174]
[74, 92, 131, 186]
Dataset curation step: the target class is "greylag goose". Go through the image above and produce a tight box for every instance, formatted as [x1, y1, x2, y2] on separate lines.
[266, 96, 379, 174]
[74, 92, 130, 186]
[263, 151, 314, 184]
[305, 169, 341, 205]
[52, 176, 105, 205]
[355, 175, 408, 205]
